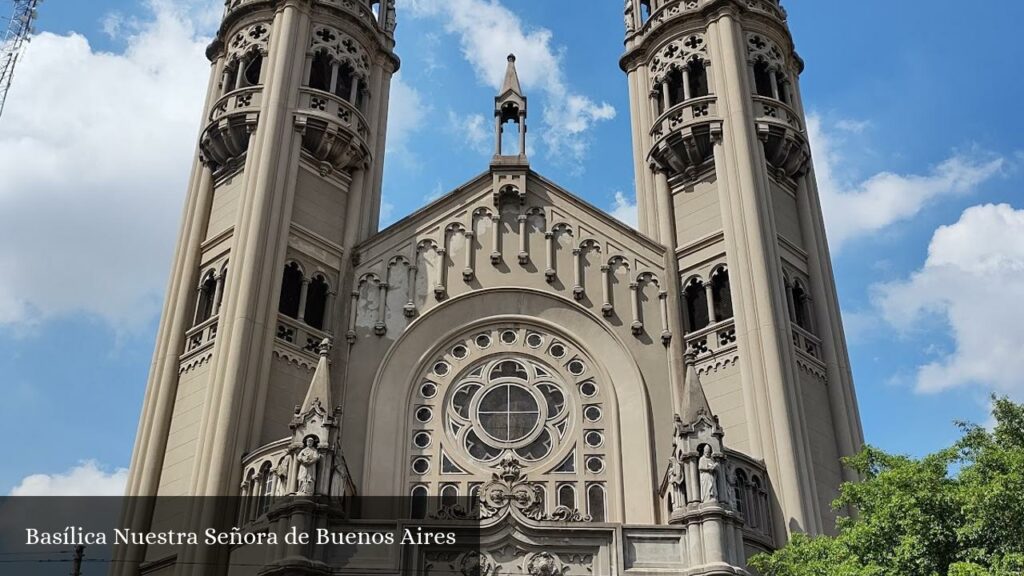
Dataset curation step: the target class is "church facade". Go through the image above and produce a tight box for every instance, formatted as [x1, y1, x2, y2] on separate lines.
[118, 0, 864, 574]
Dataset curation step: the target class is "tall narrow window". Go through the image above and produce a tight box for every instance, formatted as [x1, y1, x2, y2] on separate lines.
[241, 53, 263, 87]
[222, 63, 239, 95]
[410, 486, 428, 519]
[279, 262, 303, 318]
[753, 61, 773, 98]
[639, 0, 652, 23]
[257, 463, 275, 516]
[711, 269, 733, 322]
[792, 281, 811, 331]
[304, 274, 329, 330]
[308, 51, 332, 91]
[587, 484, 606, 522]
[335, 62, 356, 103]
[665, 68, 685, 108]
[776, 72, 790, 104]
[195, 273, 217, 325]
[684, 280, 709, 332]
[557, 484, 576, 510]
[687, 60, 709, 98]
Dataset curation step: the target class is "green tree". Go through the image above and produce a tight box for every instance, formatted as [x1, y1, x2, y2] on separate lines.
[749, 397, 1024, 576]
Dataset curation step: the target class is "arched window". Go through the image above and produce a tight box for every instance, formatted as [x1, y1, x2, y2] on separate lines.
[751, 475, 766, 530]
[410, 485, 428, 519]
[406, 328, 611, 522]
[711, 268, 733, 323]
[791, 281, 812, 331]
[239, 53, 263, 88]
[733, 469, 748, 518]
[776, 72, 791, 104]
[687, 59, 709, 98]
[257, 462, 275, 517]
[304, 274, 329, 330]
[557, 484, 576, 510]
[587, 484, 606, 522]
[665, 68, 685, 108]
[194, 272, 217, 325]
[222, 62, 239, 95]
[440, 484, 459, 508]
[684, 279, 710, 332]
[279, 262, 303, 318]
[335, 62, 356, 103]
[753, 61, 774, 98]
[639, 0, 652, 23]
[308, 51, 332, 91]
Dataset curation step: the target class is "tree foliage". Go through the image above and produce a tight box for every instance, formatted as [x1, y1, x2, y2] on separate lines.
[749, 397, 1024, 576]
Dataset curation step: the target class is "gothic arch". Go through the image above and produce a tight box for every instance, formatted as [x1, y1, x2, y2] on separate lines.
[361, 288, 657, 523]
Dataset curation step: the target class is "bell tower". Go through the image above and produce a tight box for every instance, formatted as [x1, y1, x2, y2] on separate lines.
[622, 0, 863, 537]
[119, 0, 398, 565]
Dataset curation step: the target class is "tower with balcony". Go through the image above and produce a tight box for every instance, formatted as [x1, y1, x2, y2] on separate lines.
[622, 0, 863, 537]
[117, 0, 397, 571]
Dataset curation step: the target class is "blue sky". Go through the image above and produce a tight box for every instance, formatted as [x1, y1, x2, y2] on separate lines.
[1, 0, 1022, 495]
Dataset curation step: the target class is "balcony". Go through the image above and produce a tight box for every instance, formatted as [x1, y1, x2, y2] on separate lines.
[630, 0, 786, 40]
[181, 316, 218, 360]
[294, 88, 372, 174]
[275, 313, 330, 363]
[200, 87, 262, 171]
[752, 95, 809, 178]
[684, 317, 737, 358]
[647, 95, 721, 179]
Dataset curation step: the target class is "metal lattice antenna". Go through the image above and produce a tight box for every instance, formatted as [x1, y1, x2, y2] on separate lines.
[0, 0, 41, 120]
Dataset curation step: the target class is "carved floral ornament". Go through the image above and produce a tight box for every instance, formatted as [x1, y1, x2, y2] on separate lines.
[649, 33, 709, 85]
[227, 22, 272, 60]
[746, 32, 786, 71]
[310, 25, 372, 78]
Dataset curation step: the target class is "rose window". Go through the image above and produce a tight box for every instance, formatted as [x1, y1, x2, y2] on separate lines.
[408, 327, 610, 522]
[448, 358, 568, 464]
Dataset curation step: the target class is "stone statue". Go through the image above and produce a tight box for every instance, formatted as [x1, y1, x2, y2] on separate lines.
[296, 436, 321, 496]
[667, 457, 685, 510]
[698, 444, 720, 502]
[624, 0, 635, 32]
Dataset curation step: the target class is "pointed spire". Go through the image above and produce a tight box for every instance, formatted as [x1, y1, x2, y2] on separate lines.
[500, 54, 523, 97]
[680, 351, 713, 424]
[299, 337, 333, 415]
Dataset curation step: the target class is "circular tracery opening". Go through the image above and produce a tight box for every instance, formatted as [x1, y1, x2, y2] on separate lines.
[446, 356, 571, 465]
[477, 383, 541, 443]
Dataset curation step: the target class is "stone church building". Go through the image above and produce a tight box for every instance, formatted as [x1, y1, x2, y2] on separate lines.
[117, 0, 863, 574]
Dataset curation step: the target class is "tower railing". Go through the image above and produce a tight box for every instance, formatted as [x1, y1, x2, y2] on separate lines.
[295, 87, 372, 173]
[647, 95, 721, 178]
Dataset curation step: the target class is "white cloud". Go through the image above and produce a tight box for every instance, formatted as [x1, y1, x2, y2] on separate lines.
[10, 461, 128, 496]
[447, 110, 490, 154]
[0, 1, 216, 330]
[402, 0, 615, 170]
[873, 203, 1024, 397]
[808, 115, 1004, 251]
[609, 191, 638, 229]
[385, 73, 428, 166]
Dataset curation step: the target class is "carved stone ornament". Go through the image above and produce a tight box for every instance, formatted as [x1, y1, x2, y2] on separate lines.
[525, 552, 564, 576]
[458, 550, 495, 576]
[228, 22, 271, 59]
[650, 33, 708, 85]
[746, 33, 786, 70]
[474, 454, 591, 523]
[310, 25, 371, 78]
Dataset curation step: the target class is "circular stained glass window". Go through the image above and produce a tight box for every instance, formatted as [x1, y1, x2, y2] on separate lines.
[477, 384, 541, 443]
[420, 382, 437, 398]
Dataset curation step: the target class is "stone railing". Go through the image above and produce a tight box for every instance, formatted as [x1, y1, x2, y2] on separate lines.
[182, 316, 219, 360]
[790, 323, 821, 362]
[200, 87, 262, 172]
[647, 95, 721, 178]
[275, 313, 331, 359]
[631, 0, 786, 40]
[294, 88, 372, 173]
[751, 95, 802, 132]
[684, 317, 737, 358]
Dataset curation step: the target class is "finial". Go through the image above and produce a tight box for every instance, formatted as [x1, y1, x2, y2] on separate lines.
[507, 53, 516, 63]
